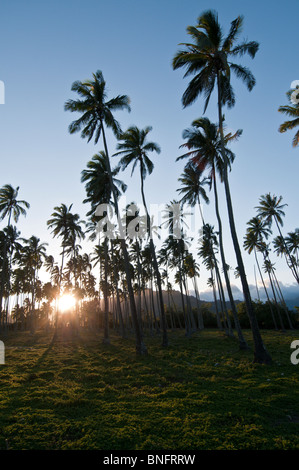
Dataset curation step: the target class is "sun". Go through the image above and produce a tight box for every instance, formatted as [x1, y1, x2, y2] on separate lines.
[58, 294, 76, 313]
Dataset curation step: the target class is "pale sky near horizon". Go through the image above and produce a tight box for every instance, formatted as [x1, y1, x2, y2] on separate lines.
[0, 0, 298, 302]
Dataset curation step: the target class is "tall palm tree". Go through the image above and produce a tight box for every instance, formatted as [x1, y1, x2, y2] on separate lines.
[285, 229, 299, 266]
[65, 70, 146, 355]
[256, 193, 299, 284]
[47, 204, 84, 286]
[278, 86, 299, 147]
[47, 204, 84, 328]
[178, 117, 247, 348]
[0, 226, 23, 330]
[81, 151, 127, 343]
[173, 10, 271, 364]
[198, 224, 230, 333]
[114, 125, 168, 347]
[0, 185, 30, 226]
[0, 184, 30, 328]
[20, 236, 48, 333]
[244, 218, 278, 330]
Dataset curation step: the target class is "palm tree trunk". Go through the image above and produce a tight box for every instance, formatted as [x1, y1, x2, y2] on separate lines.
[254, 247, 278, 330]
[211, 271, 222, 330]
[103, 237, 110, 344]
[267, 269, 285, 332]
[216, 72, 271, 364]
[140, 171, 168, 347]
[213, 171, 248, 349]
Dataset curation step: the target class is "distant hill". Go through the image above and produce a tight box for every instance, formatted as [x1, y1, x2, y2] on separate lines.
[144, 288, 298, 313]
[143, 288, 241, 313]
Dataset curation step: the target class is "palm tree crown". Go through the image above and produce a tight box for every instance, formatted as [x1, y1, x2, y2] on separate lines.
[64, 70, 131, 142]
[278, 86, 299, 147]
[114, 125, 160, 180]
[173, 9, 259, 111]
[0, 184, 30, 225]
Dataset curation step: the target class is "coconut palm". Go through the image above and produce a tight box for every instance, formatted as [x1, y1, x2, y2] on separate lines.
[0, 184, 30, 226]
[178, 117, 247, 348]
[244, 218, 278, 330]
[81, 151, 127, 217]
[278, 86, 299, 147]
[0, 184, 30, 329]
[256, 193, 299, 284]
[81, 151, 127, 343]
[47, 204, 84, 285]
[47, 204, 84, 329]
[177, 161, 210, 223]
[285, 229, 299, 266]
[19, 236, 48, 332]
[65, 70, 146, 355]
[199, 223, 233, 336]
[173, 10, 272, 364]
[114, 125, 168, 347]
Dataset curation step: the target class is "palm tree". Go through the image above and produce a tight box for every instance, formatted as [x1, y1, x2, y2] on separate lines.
[0, 185, 30, 226]
[173, 10, 271, 364]
[47, 204, 84, 284]
[114, 125, 168, 347]
[81, 151, 127, 343]
[256, 193, 299, 284]
[65, 70, 146, 355]
[0, 184, 30, 328]
[244, 218, 278, 330]
[278, 86, 299, 147]
[47, 204, 84, 329]
[285, 229, 299, 266]
[177, 160, 210, 223]
[20, 236, 48, 333]
[81, 151, 127, 217]
[178, 117, 247, 348]
[198, 224, 230, 333]
[0, 226, 23, 330]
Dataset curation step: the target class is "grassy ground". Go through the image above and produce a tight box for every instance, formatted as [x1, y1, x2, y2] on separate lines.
[0, 327, 298, 450]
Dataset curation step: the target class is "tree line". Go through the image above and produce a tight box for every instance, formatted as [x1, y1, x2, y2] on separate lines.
[0, 10, 298, 364]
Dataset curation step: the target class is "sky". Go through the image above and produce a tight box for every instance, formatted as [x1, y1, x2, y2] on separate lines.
[0, 0, 298, 303]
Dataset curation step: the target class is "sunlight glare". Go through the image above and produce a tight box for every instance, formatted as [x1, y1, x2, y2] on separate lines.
[58, 294, 76, 312]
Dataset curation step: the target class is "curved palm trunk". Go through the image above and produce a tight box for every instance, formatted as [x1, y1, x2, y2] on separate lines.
[254, 265, 260, 301]
[217, 72, 272, 364]
[193, 277, 204, 330]
[111, 241, 125, 337]
[213, 172, 248, 349]
[211, 271, 222, 330]
[101, 123, 147, 355]
[214, 255, 232, 336]
[140, 171, 168, 347]
[0, 212, 12, 332]
[103, 237, 110, 344]
[254, 247, 278, 330]
[267, 268, 285, 332]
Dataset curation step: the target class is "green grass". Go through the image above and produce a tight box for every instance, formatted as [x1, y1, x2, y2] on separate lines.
[0, 328, 298, 450]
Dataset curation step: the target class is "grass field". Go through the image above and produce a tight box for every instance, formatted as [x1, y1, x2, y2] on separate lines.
[0, 327, 298, 450]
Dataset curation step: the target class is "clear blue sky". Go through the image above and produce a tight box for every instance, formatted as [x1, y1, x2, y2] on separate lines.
[0, 0, 298, 301]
